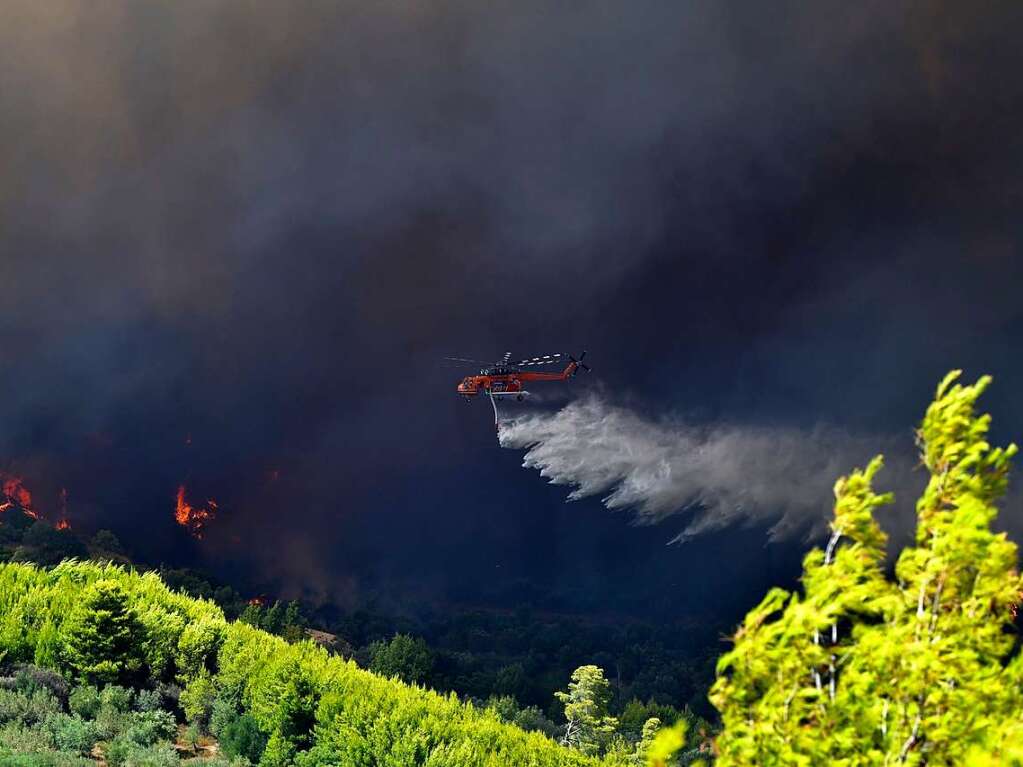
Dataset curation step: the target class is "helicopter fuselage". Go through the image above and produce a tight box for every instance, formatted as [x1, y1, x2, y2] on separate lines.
[457, 360, 579, 398]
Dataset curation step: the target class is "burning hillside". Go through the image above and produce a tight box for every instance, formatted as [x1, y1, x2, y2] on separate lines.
[0, 474, 39, 519]
[175, 485, 217, 539]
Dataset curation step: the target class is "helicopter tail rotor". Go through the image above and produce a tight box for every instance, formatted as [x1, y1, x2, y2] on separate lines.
[568, 351, 591, 375]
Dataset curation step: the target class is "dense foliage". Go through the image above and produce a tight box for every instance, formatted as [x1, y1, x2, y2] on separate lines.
[3, 520, 717, 733]
[0, 559, 693, 765]
[0, 664, 199, 766]
[712, 372, 1023, 764]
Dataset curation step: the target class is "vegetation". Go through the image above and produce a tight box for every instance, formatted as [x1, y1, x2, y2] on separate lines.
[712, 372, 1023, 764]
[0, 665, 191, 766]
[556, 665, 617, 755]
[4, 519, 717, 735]
[0, 559, 701, 765]
[5, 371, 1017, 763]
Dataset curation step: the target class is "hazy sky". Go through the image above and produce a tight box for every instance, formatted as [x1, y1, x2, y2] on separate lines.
[1, 0, 1021, 618]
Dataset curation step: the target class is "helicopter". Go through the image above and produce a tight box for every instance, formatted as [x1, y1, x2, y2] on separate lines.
[447, 351, 590, 427]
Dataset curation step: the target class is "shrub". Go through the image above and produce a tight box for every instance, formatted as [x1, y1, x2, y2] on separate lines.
[219, 714, 265, 764]
[513, 705, 559, 738]
[67, 686, 100, 720]
[0, 687, 62, 726]
[134, 688, 163, 713]
[94, 685, 134, 738]
[182, 723, 201, 752]
[100, 686, 133, 715]
[93, 687, 135, 740]
[105, 738, 180, 767]
[41, 713, 97, 756]
[0, 720, 56, 753]
[12, 666, 69, 704]
[0, 752, 93, 767]
[208, 693, 240, 740]
[124, 709, 177, 747]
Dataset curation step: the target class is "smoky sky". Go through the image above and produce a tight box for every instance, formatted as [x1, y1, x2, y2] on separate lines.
[1, 0, 1022, 615]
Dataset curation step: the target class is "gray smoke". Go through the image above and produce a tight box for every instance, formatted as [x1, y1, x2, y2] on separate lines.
[499, 396, 918, 542]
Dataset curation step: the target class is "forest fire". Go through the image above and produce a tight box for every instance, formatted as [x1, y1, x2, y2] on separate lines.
[0, 474, 39, 519]
[174, 485, 217, 539]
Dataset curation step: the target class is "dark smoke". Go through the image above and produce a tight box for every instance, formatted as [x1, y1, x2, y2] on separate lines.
[0, 0, 1021, 606]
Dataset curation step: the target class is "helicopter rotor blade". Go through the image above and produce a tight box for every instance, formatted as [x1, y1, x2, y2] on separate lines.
[515, 353, 563, 366]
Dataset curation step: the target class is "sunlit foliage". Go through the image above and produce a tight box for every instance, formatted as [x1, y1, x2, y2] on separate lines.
[712, 372, 1023, 764]
[0, 559, 619, 765]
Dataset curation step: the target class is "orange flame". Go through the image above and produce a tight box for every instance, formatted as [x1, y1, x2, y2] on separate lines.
[174, 485, 217, 539]
[0, 474, 39, 519]
[56, 518, 71, 530]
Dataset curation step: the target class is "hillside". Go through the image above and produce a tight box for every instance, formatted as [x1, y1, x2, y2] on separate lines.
[0, 560, 662, 766]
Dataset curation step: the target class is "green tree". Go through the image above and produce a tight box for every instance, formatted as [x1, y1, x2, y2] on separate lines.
[556, 665, 618, 755]
[281, 601, 306, 643]
[220, 713, 267, 763]
[0, 507, 34, 545]
[238, 602, 263, 628]
[176, 617, 222, 681]
[634, 718, 662, 765]
[90, 530, 125, 556]
[179, 668, 217, 732]
[263, 600, 284, 635]
[367, 633, 435, 685]
[61, 579, 145, 685]
[712, 372, 1023, 764]
[17, 521, 87, 566]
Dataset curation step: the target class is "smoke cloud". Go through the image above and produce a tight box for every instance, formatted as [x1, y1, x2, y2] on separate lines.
[500, 396, 917, 542]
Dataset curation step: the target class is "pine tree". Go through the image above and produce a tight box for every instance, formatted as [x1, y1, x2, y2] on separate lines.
[633, 717, 662, 765]
[711, 372, 1023, 764]
[556, 665, 619, 756]
[61, 578, 146, 685]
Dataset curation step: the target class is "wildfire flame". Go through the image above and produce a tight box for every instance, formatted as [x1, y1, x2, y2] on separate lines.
[0, 474, 40, 519]
[55, 487, 71, 529]
[174, 485, 217, 539]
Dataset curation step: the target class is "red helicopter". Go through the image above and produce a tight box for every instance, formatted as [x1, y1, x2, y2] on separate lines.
[448, 351, 590, 426]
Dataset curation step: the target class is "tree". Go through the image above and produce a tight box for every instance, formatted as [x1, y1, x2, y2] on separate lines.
[367, 634, 435, 685]
[263, 600, 284, 635]
[17, 521, 87, 566]
[176, 617, 223, 681]
[180, 668, 217, 732]
[281, 601, 306, 643]
[221, 712, 267, 763]
[61, 579, 145, 685]
[634, 717, 662, 765]
[556, 664, 618, 755]
[90, 530, 125, 556]
[0, 507, 34, 545]
[712, 372, 1023, 764]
